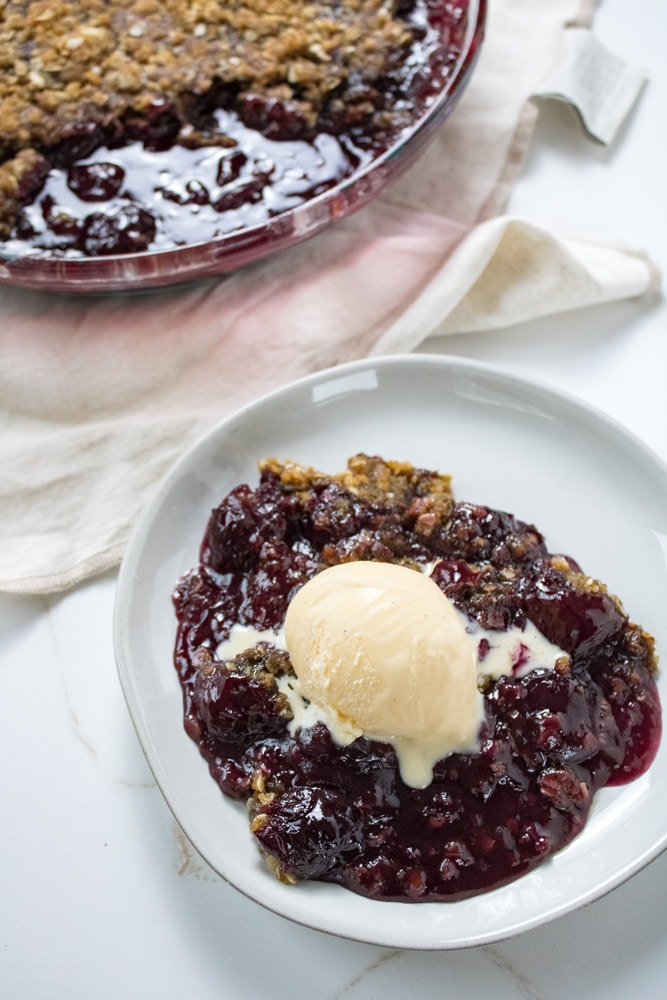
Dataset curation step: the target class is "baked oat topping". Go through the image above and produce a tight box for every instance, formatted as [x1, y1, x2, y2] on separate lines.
[0, 147, 48, 236]
[0, 0, 418, 155]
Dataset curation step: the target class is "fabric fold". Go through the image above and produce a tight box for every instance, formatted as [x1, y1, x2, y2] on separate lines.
[373, 217, 660, 353]
[1, 212, 658, 595]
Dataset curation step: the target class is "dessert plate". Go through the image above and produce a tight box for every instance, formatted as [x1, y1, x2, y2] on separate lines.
[114, 354, 667, 949]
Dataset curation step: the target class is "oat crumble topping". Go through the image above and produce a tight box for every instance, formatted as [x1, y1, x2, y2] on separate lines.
[0, 0, 416, 155]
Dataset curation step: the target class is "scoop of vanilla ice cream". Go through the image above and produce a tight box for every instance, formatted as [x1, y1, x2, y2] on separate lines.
[284, 561, 483, 788]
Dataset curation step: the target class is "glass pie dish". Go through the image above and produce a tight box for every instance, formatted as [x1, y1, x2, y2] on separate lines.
[0, 0, 486, 293]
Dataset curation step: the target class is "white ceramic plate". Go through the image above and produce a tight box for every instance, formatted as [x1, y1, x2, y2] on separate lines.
[114, 354, 667, 949]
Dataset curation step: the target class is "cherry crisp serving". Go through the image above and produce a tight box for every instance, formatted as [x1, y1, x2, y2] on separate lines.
[0, 0, 474, 257]
[172, 455, 661, 902]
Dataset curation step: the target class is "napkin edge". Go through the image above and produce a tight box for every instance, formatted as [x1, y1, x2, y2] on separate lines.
[1, 543, 125, 595]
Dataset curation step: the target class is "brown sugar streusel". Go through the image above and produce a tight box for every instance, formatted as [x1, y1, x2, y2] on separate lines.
[0, 0, 418, 155]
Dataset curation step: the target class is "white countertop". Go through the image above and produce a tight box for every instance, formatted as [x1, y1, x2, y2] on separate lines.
[2, 0, 666, 997]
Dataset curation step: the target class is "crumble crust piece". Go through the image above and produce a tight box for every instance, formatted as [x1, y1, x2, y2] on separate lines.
[0, 0, 415, 156]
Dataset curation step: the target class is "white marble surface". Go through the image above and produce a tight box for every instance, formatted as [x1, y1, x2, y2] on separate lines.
[2, 0, 666, 996]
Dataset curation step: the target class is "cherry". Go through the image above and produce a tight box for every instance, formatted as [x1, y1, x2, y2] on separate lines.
[67, 162, 125, 201]
[80, 205, 156, 254]
[252, 787, 364, 879]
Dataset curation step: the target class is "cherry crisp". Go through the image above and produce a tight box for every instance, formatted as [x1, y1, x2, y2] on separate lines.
[172, 455, 661, 902]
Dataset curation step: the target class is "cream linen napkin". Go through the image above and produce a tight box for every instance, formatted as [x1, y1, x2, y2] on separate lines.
[0, 0, 658, 594]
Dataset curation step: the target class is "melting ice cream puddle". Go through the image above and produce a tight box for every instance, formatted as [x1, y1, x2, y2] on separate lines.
[216, 562, 569, 789]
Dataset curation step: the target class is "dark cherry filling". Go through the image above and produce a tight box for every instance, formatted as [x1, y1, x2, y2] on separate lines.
[172, 457, 661, 902]
[11, 116, 365, 256]
[2, 0, 474, 258]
